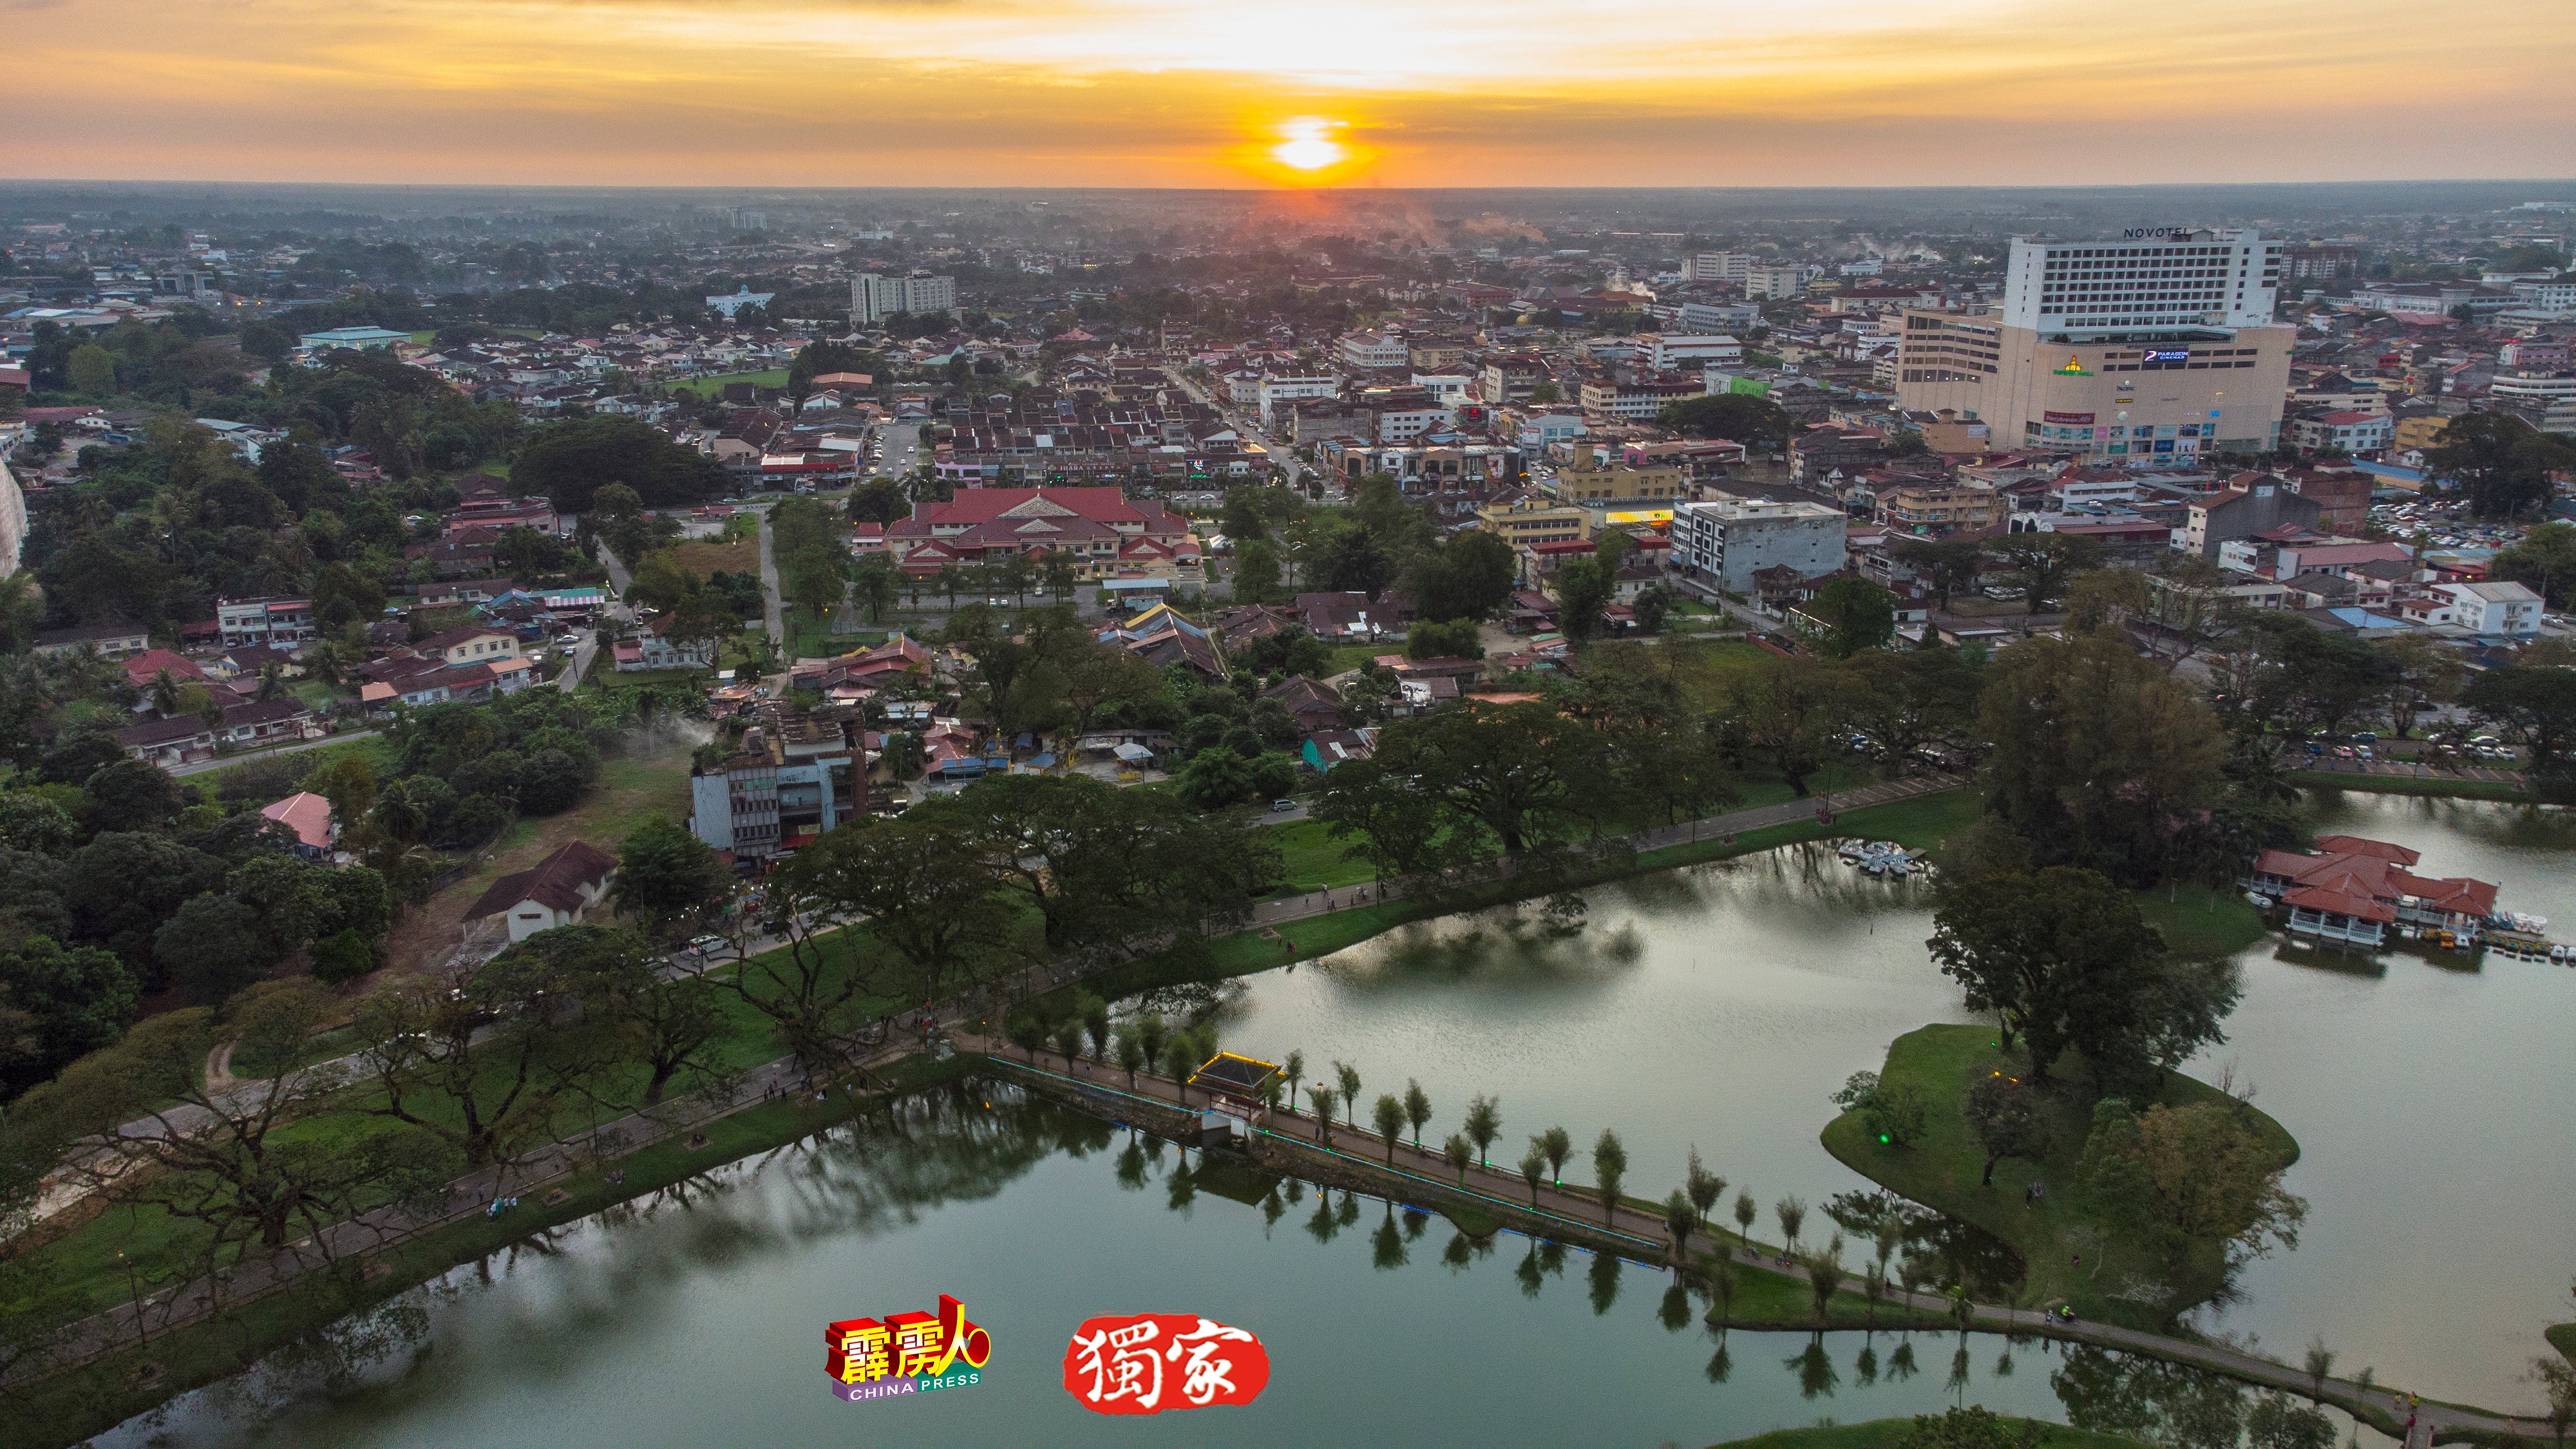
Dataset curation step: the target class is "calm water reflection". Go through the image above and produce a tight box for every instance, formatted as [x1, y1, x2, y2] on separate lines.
[106, 1090, 2088, 1448]
[1215, 796, 2576, 1408]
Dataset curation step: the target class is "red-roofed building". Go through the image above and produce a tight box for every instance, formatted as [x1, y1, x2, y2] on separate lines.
[884, 487, 1189, 580]
[260, 791, 337, 858]
[2245, 836, 2498, 949]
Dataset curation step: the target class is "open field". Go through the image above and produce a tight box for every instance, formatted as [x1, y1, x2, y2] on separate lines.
[667, 538, 759, 576]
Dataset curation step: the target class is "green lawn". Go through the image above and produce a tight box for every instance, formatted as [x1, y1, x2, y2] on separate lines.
[192, 734, 395, 806]
[675, 368, 790, 395]
[2291, 773, 2530, 803]
[1710, 1417, 2152, 1449]
[1255, 817, 1378, 891]
[2134, 885, 2269, 959]
[1820, 1024, 2299, 1333]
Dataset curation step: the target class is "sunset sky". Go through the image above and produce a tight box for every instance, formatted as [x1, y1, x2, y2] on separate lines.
[11, 0, 2575, 187]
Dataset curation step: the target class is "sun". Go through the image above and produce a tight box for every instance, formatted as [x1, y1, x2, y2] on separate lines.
[1269, 117, 1347, 173]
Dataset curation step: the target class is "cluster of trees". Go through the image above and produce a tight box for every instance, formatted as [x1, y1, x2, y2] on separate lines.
[2427, 412, 2576, 520]
[736, 773, 1280, 1071]
[0, 746, 396, 1096]
[519, 415, 727, 516]
[2072, 1097, 2308, 1271]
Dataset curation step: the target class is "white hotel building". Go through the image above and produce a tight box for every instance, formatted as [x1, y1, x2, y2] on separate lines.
[1896, 228, 2293, 463]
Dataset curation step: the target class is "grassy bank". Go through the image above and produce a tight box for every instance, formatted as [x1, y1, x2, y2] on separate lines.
[2291, 773, 2530, 803]
[1710, 1416, 2152, 1449]
[2135, 884, 2269, 958]
[10, 1054, 977, 1449]
[1821, 1025, 2298, 1334]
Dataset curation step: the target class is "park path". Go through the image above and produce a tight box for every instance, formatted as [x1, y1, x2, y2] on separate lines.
[980, 1046, 2560, 1445]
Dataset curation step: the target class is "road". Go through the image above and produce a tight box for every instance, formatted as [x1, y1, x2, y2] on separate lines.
[875, 421, 920, 477]
[754, 502, 786, 649]
[1162, 365, 1309, 495]
[168, 728, 382, 777]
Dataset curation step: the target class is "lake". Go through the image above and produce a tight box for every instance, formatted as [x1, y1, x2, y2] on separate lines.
[98, 791, 2573, 1442]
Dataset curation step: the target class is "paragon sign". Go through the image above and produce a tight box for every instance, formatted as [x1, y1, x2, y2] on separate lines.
[826, 1294, 992, 1403]
[1063, 1313, 1271, 1415]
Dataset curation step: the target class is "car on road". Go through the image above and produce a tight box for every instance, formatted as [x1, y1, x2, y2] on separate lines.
[1271, 799, 1298, 813]
[556, 634, 581, 646]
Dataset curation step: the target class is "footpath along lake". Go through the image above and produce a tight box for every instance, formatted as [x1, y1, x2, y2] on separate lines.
[97, 794, 2574, 1443]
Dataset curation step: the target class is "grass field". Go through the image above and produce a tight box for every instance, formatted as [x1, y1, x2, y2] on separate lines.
[2134, 884, 2269, 958]
[668, 538, 760, 576]
[674, 368, 790, 395]
[1820, 1024, 2299, 1332]
[191, 734, 395, 807]
[1710, 1416, 2152, 1449]
[2291, 773, 2530, 803]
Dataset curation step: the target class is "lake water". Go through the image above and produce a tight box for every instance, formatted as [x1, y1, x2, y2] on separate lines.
[102, 1090, 2087, 1449]
[99, 793, 2573, 1443]
[1211, 791, 2576, 1409]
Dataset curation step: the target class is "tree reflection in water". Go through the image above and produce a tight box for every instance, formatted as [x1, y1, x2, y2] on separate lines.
[2052, 1345, 2251, 1449]
[1588, 1248, 1624, 1315]
[1790, 1340, 1841, 1399]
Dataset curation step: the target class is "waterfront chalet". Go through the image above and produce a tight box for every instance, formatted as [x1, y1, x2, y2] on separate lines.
[2243, 835, 2499, 949]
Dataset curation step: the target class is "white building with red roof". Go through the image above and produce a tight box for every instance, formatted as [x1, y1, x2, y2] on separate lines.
[2243, 834, 2501, 949]
[884, 486, 1192, 581]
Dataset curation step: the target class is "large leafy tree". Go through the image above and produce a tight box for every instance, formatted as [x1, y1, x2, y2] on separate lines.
[2429, 411, 2576, 518]
[0, 935, 138, 1099]
[1658, 393, 1790, 452]
[517, 415, 728, 514]
[1407, 529, 1520, 623]
[1977, 632, 2224, 882]
[2465, 665, 2576, 784]
[1369, 701, 1601, 855]
[1718, 654, 1870, 798]
[613, 817, 735, 938]
[1929, 866, 2236, 1089]
[1989, 532, 2102, 614]
[790, 817, 1016, 1006]
[354, 944, 618, 1169]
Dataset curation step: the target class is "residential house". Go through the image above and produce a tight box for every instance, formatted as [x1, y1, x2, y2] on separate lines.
[259, 791, 337, 860]
[32, 623, 151, 659]
[464, 840, 620, 948]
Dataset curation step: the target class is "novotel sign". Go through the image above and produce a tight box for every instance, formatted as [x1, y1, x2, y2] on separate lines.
[2120, 227, 2200, 240]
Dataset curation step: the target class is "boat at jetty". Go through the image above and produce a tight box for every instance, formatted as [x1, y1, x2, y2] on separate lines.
[1835, 838, 1927, 878]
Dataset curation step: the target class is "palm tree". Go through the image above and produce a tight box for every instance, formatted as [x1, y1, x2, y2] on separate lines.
[1539, 1126, 1571, 1188]
[1733, 1191, 1757, 1249]
[1464, 1094, 1502, 1168]
[1371, 1094, 1405, 1164]
[1443, 1133, 1472, 1184]
[370, 779, 424, 843]
[1517, 1146, 1546, 1207]
[1663, 1189, 1698, 1272]
[1403, 1079, 1432, 1148]
[1686, 1148, 1725, 1235]
[1282, 1050, 1305, 1117]
[1775, 1195, 1806, 1259]
[149, 667, 182, 717]
[1333, 1061, 1361, 1126]
[1307, 1086, 1336, 1145]
[1592, 1130, 1627, 1226]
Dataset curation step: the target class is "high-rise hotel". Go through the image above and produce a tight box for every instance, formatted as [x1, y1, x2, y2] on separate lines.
[1895, 228, 2293, 464]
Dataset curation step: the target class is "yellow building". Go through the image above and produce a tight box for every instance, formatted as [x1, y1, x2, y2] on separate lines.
[1477, 496, 1592, 548]
[1895, 310, 2295, 462]
[2392, 415, 2451, 453]
[1551, 460, 1681, 506]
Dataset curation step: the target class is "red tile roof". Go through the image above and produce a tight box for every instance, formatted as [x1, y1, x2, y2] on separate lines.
[469, 840, 617, 921]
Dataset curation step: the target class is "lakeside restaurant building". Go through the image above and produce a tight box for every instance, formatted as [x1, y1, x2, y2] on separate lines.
[2242, 835, 2499, 949]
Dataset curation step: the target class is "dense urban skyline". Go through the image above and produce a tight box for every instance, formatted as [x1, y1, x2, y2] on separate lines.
[12, 0, 2576, 187]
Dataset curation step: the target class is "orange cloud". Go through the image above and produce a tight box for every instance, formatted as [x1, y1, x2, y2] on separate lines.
[5, 0, 2571, 184]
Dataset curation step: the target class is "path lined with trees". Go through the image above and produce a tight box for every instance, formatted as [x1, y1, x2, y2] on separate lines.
[980, 1045, 2559, 1446]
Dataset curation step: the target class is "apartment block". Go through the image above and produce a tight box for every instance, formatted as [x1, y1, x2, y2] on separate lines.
[1673, 498, 1846, 593]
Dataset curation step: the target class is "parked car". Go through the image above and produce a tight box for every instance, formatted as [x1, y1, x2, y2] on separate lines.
[1271, 799, 1298, 813]
[556, 633, 581, 646]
